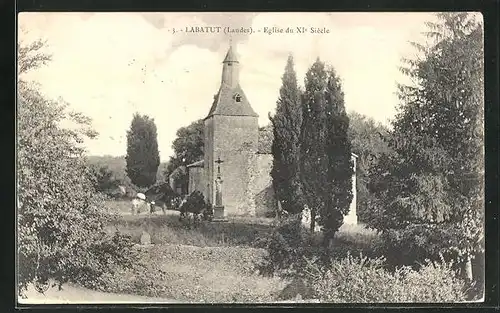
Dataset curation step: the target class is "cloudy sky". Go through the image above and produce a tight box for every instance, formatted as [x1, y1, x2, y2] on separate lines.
[19, 12, 438, 161]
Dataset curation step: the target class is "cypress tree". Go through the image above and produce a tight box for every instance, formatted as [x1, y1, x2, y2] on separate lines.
[300, 58, 329, 233]
[319, 67, 353, 245]
[125, 113, 161, 188]
[270, 55, 304, 218]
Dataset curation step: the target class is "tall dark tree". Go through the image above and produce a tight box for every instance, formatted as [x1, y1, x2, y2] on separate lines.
[367, 13, 484, 282]
[300, 58, 328, 233]
[319, 68, 354, 245]
[269, 55, 304, 218]
[125, 113, 160, 188]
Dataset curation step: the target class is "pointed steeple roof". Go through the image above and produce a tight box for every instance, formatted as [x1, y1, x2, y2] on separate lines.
[206, 85, 258, 119]
[205, 42, 258, 120]
[223, 41, 239, 63]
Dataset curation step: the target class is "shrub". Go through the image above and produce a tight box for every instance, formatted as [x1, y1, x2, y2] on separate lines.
[303, 253, 468, 303]
[73, 231, 139, 291]
[94, 248, 170, 298]
[375, 225, 460, 269]
[257, 219, 382, 279]
[179, 191, 206, 215]
[256, 216, 324, 277]
[203, 201, 214, 221]
[179, 191, 214, 224]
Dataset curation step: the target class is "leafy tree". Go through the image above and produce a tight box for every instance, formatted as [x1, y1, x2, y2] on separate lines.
[167, 119, 205, 173]
[367, 13, 484, 282]
[17, 38, 51, 74]
[299, 59, 355, 243]
[318, 67, 354, 245]
[269, 55, 304, 220]
[17, 38, 136, 295]
[125, 114, 160, 188]
[88, 164, 121, 194]
[164, 119, 205, 193]
[347, 112, 393, 222]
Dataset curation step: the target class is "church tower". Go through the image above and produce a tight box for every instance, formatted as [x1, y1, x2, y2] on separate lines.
[203, 43, 259, 216]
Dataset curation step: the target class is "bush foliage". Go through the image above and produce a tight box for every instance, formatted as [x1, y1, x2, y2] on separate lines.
[303, 254, 467, 303]
[179, 190, 212, 219]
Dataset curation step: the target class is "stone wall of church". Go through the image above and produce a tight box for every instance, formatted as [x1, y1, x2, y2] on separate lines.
[246, 153, 277, 217]
[206, 115, 259, 216]
[203, 117, 214, 203]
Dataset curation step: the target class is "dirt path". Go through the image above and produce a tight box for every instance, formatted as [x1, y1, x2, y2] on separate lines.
[19, 283, 179, 304]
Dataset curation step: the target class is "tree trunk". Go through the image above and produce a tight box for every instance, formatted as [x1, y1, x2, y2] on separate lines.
[309, 209, 316, 234]
[465, 254, 473, 282]
[276, 199, 283, 219]
[321, 229, 335, 249]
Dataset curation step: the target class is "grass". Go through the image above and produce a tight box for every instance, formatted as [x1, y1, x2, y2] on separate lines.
[105, 198, 152, 215]
[150, 244, 286, 302]
[104, 200, 275, 248]
[100, 244, 287, 303]
[97, 200, 287, 302]
[336, 223, 381, 250]
[96, 199, 383, 302]
[104, 200, 379, 249]
[24, 198, 480, 303]
[108, 214, 274, 247]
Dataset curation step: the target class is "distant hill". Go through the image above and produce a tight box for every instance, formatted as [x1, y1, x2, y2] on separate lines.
[86, 155, 169, 184]
[87, 155, 126, 174]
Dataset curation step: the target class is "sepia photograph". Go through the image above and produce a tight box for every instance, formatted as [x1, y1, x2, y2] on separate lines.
[16, 11, 485, 304]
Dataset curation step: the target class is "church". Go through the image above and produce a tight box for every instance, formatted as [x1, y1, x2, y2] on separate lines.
[184, 44, 358, 224]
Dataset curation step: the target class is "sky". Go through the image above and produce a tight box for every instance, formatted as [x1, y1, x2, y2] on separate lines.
[18, 12, 439, 161]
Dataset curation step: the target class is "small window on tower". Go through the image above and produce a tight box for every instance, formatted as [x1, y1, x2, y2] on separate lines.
[235, 94, 242, 102]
